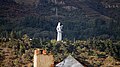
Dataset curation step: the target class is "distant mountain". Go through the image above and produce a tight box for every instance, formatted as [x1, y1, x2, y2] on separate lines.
[0, 0, 120, 40]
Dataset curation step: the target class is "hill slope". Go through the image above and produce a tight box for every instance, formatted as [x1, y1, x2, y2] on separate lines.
[0, 0, 120, 39]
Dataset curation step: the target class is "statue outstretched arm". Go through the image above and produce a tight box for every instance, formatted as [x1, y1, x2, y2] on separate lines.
[60, 25, 63, 29]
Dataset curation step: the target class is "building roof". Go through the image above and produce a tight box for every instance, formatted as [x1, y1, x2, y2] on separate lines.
[56, 55, 84, 67]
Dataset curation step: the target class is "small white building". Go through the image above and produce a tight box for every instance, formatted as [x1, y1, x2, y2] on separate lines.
[56, 55, 84, 67]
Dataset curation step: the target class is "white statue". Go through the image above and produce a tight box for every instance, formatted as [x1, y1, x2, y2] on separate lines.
[56, 22, 63, 41]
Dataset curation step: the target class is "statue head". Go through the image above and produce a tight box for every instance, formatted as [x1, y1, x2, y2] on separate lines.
[58, 22, 61, 27]
[56, 22, 63, 32]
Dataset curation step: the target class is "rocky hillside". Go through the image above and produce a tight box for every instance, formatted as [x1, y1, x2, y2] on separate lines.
[0, 35, 120, 67]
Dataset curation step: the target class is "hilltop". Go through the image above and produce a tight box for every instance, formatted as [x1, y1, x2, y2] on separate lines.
[0, 35, 120, 66]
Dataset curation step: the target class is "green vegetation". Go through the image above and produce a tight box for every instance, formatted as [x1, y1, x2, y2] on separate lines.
[0, 0, 120, 40]
[0, 0, 120, 66]
[0, 34, 120, 66]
